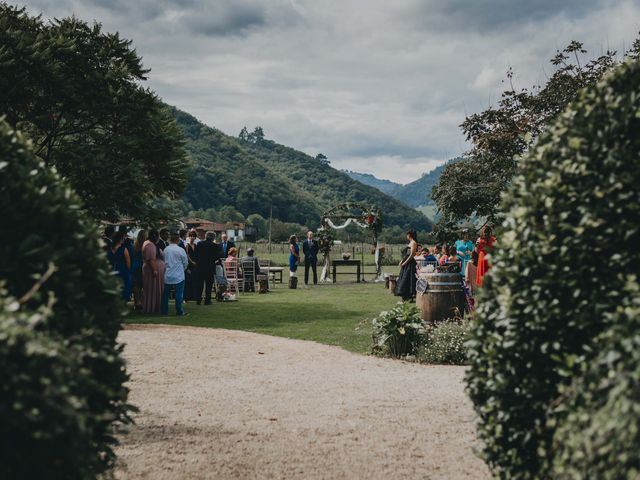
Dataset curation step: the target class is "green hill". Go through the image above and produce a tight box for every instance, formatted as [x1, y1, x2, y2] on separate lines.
[172, 108, 432, 231]
[345, 159, 460, 208]
[341, 170, 401, 195]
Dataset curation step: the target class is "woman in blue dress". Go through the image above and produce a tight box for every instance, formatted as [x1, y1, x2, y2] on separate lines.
[289, 235, 300, 273]
[455, 229, 474, 276]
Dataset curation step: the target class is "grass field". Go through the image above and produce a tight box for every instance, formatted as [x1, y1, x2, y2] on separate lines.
[126, 281, 401, 354]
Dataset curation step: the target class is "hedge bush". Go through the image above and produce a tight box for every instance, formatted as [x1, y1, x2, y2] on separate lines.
[466, 59, 640, 479]
[419, 318, 471, 365]
[0, 121, 131, 478]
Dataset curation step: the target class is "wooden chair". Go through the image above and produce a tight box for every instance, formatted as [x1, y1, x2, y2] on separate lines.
[258, 259, 275, 289]
[224, 258, 241, 297]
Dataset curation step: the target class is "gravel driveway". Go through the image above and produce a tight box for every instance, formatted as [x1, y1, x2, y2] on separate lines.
[114, 324, 489, 480]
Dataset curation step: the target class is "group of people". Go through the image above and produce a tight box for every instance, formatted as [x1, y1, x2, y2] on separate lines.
[394, 226, 496, 301]
[102, 225, 262, 315]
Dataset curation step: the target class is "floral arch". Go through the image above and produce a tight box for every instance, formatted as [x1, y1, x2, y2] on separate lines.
[317, 202, 384, 282]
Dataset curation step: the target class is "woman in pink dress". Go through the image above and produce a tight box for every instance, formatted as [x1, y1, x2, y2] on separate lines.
[142, 229, 165, 314]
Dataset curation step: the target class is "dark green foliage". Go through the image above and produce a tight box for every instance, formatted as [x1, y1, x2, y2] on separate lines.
[0, 5, 187, 222]
[239, 132, 432, 231]
[419, 319, 471, 365]
[433, 38, 637, 224]
[372, 302, 426, 358]
[173, 108, 432, 230]
[466, 60, 640, 478]
[551, 294, 640, 479]
[0, 121, 131, 478]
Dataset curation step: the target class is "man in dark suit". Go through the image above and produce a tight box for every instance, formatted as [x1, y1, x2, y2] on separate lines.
[302, 230, 319, 286]
[220, 233, 236, 259]
[194, 231, 222, 305]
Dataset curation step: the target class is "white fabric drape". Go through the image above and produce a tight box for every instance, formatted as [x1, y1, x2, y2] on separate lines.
[320, 252, 332, 282]
[323, 217, 369, 230]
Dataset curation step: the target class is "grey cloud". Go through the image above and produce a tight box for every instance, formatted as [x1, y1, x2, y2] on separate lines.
[181, 4, 266, 37]
[20, 0, 640, 183]
[408, 0, 613, 32]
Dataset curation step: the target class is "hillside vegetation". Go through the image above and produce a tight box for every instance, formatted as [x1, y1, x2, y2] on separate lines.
[174, 108, 432, 231]
[345, 159, 459, 208]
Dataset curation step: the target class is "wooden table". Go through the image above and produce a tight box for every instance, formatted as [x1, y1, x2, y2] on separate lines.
[268, 266, 284, 284]
[332, 260, 362, 283]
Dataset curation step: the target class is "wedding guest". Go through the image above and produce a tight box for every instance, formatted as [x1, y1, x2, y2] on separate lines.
[465, 247, 480, 295]
[424, 247, 438, 264]
[157, 228, 170, 251]
[142, 229, 165, 314]
[438, 245, 451, 266]
[195, 228, 205, 244]
[220, 233, 235, 259]
[132, 229, 146, 310]
[434, 244, 442, 260]
[455, 229, 474, 276]
[178, 229, 188, 249]
[107, 231, 132, 302]
[476, 225, 496, 287]
[162, 233, 189, 316]
[289, 235, 300, 275]
[395, 230, 418, 301]
[194, 231, 221, 305]
[302, 231, 319, 286]
[241, 248, 262, 292]
[185, 230, 198, 301]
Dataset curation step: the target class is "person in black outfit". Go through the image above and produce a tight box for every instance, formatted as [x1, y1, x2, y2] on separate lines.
[194, 231, 222, 305]
[395, 230, 418, 301]
[157, 228, 170, 251]
[302, 230, 319, 286]
[220, 233, 236, 259]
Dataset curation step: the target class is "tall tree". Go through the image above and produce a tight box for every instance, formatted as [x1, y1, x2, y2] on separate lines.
[432, 38, 638, 227]
[0, 5, 187, 222]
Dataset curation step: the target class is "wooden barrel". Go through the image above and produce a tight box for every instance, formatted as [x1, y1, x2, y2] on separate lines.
[388, 275, 398, 294]
[417, 272, 466, 323]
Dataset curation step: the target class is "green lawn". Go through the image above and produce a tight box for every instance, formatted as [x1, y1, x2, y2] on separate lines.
[126, 282, 400, 354]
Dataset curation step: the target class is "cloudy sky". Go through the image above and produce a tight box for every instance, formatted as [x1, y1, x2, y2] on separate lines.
[26, 0, 640, 183]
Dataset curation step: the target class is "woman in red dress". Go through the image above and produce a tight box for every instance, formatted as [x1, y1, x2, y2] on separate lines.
[476, 225, 496, 287]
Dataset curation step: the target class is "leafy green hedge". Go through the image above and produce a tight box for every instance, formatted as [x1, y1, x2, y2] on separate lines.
[0, 121, 131, 478]
[466, 59, 640, 478]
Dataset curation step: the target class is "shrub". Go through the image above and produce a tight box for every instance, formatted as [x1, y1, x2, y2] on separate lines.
[419, 318, 471, 365]
[466, 59, 640, 479]
[0, 121, 131, 478]
[372, 302, 426, 358]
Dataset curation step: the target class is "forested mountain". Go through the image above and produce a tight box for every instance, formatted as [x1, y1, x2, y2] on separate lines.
[345, 159, 459, 208]
[172, 108, 432, 230]
[342, 171, 401, 195]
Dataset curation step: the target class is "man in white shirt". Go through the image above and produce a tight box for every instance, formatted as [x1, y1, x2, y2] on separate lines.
[161, 232, 189, 316]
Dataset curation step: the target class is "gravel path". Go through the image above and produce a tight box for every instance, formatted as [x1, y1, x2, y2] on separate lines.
[115, 324, 489, 480]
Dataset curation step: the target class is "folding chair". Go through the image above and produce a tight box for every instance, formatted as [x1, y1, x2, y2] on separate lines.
[258, 259, 275, 289]
[241, 258, 257, 293]
[224, 259, 241, 297]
